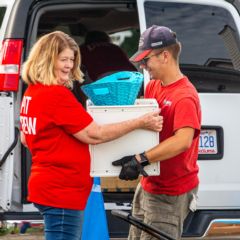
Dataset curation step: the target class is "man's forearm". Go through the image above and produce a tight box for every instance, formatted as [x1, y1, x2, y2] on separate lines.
[145, 127, 195, 163]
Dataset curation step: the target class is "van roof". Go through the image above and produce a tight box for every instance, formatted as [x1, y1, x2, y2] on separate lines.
[3, 0, 240, 39]
[4, 0, 137, 39]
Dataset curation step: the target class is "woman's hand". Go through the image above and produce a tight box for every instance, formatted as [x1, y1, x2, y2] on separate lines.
[139, 109, 163, 132]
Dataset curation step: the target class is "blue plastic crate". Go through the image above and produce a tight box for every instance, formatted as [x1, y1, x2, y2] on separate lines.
[81, 71, 143, 106]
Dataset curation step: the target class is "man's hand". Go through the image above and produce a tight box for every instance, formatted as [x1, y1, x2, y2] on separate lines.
[112, 154, 149, 181]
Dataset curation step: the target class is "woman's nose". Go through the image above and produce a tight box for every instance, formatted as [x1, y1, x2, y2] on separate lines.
[65, 59, 73, 68]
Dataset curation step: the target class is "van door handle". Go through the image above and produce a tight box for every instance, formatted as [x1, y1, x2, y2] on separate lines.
[0, 127, 19, 168]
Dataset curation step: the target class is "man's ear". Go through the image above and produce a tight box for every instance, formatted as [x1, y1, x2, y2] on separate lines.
[162, 50, 170, 64]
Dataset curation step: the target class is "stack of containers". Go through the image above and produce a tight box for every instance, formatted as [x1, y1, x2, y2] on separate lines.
[81, 71, 160, 179]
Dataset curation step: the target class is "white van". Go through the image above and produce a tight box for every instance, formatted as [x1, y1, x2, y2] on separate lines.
[0, 0, 240, 237]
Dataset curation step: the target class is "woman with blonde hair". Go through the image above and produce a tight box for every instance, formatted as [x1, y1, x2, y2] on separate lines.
[20, 31, 163, 240]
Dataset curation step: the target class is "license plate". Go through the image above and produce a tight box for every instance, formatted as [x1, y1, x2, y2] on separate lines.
[198, 129, 218, 154]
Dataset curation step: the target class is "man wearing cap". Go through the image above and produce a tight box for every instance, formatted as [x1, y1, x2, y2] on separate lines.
[112, 25, 201, 240]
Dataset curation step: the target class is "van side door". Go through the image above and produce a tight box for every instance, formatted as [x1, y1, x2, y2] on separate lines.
[0, 0, 23, 211]
[137, 0, 240, 209]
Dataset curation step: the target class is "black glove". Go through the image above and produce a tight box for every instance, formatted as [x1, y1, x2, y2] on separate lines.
[112, 152, 150, 181]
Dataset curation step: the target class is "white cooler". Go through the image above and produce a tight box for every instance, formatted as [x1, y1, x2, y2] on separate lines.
[87, 99, 160, 177]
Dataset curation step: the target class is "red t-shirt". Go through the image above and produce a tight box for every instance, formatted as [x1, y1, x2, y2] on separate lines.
[20, 84, 93, 210]
[141, 77, 201, 195]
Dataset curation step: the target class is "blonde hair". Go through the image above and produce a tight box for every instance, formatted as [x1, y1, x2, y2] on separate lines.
[22, 31, 84, 88]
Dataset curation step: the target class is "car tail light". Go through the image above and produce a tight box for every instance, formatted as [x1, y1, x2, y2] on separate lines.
[0, 39, 23, 91]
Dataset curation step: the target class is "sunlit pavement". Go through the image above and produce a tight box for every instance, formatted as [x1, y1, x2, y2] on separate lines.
[1, 235, 240, 239]
[1, 223, 240, 239]
[1, 234, 240, 240]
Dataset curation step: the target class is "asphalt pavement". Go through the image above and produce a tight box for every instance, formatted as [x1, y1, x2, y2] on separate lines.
[1, 234, 240, 240]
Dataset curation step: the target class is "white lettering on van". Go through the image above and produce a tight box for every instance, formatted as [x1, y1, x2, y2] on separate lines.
[20, 116, 37, 135]
[20, 96, 32, 114]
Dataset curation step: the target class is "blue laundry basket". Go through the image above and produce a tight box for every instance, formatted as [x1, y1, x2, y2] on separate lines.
[81, 71, 143, 106]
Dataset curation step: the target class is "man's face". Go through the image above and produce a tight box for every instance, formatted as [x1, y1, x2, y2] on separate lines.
[139, 50, 165, 79]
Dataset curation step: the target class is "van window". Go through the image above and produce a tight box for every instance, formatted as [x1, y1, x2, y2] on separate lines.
[0, 7, 6, 29]
[144, 1, 240, 93]
[111, 29, 140, 58]
[144, 2, 239, 67]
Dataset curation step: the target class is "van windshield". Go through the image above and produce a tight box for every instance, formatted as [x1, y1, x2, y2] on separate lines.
[144, 2, 240, 70]
[0, 7, 6, 30]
